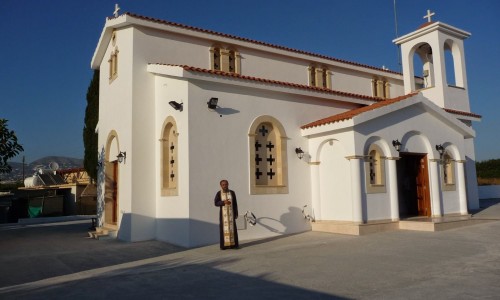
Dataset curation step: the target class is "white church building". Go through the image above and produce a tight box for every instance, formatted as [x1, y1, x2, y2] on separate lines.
[91, 10, 481, 247]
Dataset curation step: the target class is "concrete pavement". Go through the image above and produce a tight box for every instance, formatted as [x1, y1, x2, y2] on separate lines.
[1, 200, 500, 299]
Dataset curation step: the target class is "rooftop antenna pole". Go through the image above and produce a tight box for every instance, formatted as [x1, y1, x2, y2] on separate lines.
[393, 0, 402, 73]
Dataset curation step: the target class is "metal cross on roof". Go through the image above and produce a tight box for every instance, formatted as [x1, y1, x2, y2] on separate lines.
[423, 9, 435, 22]
[113, 3, 121, 17]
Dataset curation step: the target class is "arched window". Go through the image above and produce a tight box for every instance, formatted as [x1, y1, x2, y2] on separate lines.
[161, 117, 178, 196]
[411, 43, 434, 90]
[369, 149, 382, 185]
[249, 116, 288, 195]
[365, 144, 386, 193]
[308, 65, 332, 89]
[371, 78, 390, 98]
[442, 152, 455, 190]
[309, 66, 316, 86]
[228, 50, 236, 73]
[108, 48, 119, 81]
[210, 46, 240, 74]
[210, 46, 221, 71]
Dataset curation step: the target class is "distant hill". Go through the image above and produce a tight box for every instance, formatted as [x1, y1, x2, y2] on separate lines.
[1, 156, 83, 182]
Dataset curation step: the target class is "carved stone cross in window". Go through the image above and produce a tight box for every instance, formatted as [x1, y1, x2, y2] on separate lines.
[258, 125, 268, 136]
[255, 154, 262, 165]
[267, 154, 275, 166]
[170, 143, 175, 153]
[255, 168, 263, 179]
[267, 169, 275, 179]
[266, 141, 274, 151]
[255, 141, 262, 151]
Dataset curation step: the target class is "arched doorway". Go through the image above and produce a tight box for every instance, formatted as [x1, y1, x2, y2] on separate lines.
[104, 132, 120, 226]
[397, 153, 431, 217]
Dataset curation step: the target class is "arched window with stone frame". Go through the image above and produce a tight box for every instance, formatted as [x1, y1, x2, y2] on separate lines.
[365, 144, 386, 193]
[210, 46, 222, 71]
[442, 151, 456, 191]
[210, 45, 241, 74]
[371, 77, 390, 98]
[249, 116, 289, 195]
[161, 117, 179, 196]
[227, 48, 241, 74]
[308, 65, 332, 89]
[108, 48, 119, 81]
[308, 66, 316, 86]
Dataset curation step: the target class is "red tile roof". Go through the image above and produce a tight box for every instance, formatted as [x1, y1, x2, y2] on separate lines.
[301, 93, 482, 129]
[444, 108, 482, 119]
[151, 64, 382, 102]
[118, 12, 401, 76]
[300, 93, 419, 129]
[418, 21, 436, 29]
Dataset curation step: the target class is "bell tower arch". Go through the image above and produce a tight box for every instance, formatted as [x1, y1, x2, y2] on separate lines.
[394, 11, 471, 112]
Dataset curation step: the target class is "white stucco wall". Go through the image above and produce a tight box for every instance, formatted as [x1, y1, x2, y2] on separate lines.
[153, 76, 191, 246]
[183, 80, 352, 246]
[97, 27, 135, 239]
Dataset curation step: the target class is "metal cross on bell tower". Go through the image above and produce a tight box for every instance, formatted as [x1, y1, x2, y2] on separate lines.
[113, 3, 121, 18]
[423, 9, 435, 23]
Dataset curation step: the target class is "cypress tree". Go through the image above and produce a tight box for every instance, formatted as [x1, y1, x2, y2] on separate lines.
[83, 70, 99, 181]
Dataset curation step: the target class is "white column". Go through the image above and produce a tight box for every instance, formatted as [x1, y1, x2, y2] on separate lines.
[456, 160, 468, 215]
[387, 158, 399, 221]
[430, 159, 442, 217]
[310, 162, 321, 221]
[348, 156, 363, 223]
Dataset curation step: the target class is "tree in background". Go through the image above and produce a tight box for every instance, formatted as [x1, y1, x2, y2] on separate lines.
[83, 70, 99, 181]
[0, 119, 24, 174]
[476, 159, 500, 185]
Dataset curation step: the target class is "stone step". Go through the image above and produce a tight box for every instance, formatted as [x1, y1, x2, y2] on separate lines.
[399, 217, 493, 232]
[312, 215, 496, 235]
[312, 220, 399, 236]
[88, 226, 117, 240]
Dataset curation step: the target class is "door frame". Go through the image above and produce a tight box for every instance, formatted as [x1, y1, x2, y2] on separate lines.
[397, 152, 431, 218]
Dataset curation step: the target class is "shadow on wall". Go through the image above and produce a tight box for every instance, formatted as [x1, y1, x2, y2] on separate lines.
[257, 206, 311, 234]
[215, 106, 240, 116]
[118, 213, 220, 248]
[118, 207, 311, 248]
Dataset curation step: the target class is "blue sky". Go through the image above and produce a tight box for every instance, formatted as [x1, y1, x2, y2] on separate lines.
[1, 0, 499, 163]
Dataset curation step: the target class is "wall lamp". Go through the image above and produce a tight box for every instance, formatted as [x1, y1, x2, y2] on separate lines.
[435, 144, 445, 158]
[295, 147, 305, 159]
[392, 139, 402, 152]
[207, 97, 218, 109]
[117, 151, 126, 164]
[169, 101, 183, 111]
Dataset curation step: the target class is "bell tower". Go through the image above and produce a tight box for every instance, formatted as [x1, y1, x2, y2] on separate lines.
[394, 10, 471, 112]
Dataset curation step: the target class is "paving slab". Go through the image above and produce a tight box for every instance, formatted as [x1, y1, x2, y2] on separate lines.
[0, 200, 499, 299]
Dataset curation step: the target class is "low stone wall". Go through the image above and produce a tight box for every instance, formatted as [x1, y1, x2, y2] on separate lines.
[478, 185, 500, 199]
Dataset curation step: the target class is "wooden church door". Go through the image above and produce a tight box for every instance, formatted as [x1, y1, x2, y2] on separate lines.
[112, 161, 118, 223]
[416, 155, 431, 217]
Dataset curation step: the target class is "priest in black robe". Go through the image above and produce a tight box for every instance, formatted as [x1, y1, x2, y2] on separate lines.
[214, 179, 239, 250]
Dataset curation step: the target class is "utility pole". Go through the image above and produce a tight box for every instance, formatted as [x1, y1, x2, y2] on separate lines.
[22, 156, 25, 181]
[393, 0, 402, 73]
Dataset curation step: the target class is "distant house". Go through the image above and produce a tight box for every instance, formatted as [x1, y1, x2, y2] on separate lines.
[91, 11, 481, 247]
[19, 168, 95, 218]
